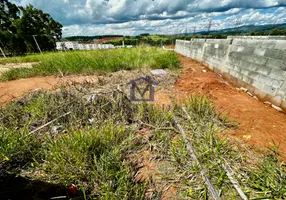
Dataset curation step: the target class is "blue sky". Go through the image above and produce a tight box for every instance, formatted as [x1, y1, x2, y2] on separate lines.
[11, 0, 286, 37]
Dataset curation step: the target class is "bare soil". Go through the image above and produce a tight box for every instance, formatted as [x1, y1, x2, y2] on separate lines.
[95, 37, 123, 44]
[0, 62, 37, 74]
[0, 76, 99, 104]
[175, 55, 286, 161]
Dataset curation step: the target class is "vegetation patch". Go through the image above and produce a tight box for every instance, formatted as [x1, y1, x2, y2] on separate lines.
[0, 47, 180, 81]
[0, 84, 285, 199]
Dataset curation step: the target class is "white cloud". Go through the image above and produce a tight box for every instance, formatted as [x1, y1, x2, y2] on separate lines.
[11, 0, 286, 36]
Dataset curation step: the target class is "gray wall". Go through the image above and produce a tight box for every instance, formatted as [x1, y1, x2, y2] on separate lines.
[175, 38, 286, 110]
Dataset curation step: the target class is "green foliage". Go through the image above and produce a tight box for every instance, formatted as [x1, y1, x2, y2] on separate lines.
[0, 90, 145, 199]
[0, 1, 62, 56]
[44, 124, 145, 199]
[0, 47, 181, 81]
[0, 89, 285, 199]
[65, 35, 124, 42]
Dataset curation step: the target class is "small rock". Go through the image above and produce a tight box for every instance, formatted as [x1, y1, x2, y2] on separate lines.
[202, 70, 207, 73]
[89, 118, 95, 123]
[264, 101, 272, 105]
[271, 104, 283, 112]
[239, 87, 248, 93]
[33, 88, 43, 92]
[246, 92, 253, 97]
[253, 96, 258, 100]
[243, 135, 251, 139]
[151, 69, 167, 76]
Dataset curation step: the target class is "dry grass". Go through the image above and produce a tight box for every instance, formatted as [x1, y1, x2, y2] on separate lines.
[0, 84, 285, 199]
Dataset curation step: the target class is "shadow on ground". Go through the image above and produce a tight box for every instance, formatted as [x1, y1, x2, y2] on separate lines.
[0, 173, 68, 200]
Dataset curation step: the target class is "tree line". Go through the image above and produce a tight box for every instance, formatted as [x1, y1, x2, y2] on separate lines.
[0, 0, 62, 56]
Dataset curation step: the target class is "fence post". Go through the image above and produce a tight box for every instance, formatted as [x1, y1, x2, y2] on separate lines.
[0, 47, 6, 58]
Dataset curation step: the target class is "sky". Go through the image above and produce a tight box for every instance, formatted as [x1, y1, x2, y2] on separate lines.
[11, 0, 286, 37]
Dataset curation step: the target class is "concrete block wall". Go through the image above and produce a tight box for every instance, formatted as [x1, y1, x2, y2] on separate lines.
[175, 38, 286, 110]
[227, 36, 286, 40]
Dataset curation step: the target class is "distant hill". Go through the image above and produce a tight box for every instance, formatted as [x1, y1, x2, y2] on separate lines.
[62, 23, 286, 44]
[63, 35, 124, 42]
[195, 23, 286, 35]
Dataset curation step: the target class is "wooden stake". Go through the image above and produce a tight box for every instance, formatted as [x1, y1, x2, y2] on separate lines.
[33, 35, 42, 53]
[181, 106, 248, 200]
[172, 112, 221, 200]
[0, 47, 6, 58]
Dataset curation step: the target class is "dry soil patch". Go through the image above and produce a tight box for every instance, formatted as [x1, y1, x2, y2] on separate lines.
[0, 62, 37, 74]
[175, 55, 286, 160]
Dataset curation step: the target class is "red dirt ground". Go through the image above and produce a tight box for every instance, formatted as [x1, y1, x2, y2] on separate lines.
[0, 76, 98, 104]
[175, 55, 286, 161]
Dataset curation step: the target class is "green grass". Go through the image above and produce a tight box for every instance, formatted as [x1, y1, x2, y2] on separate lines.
[0, 47, 180, 81]
[0, 87, 285, 199]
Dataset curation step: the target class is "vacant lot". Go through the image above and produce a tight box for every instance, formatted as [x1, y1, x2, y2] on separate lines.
[0, 47, 179, 81]
[0, 49, 285, 199]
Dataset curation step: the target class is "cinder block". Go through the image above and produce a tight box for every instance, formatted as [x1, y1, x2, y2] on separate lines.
[237, 46, 245, 52]
[241, 68, 250, 76]
[259, 75, 274, 86]
[242, 76, 253, 85]
[228, 57, 237, 65]
[266, 58, 286, 70]
[264, 49, 282, 60]
[234, 65, 241, 72]
[252, 80, 264, 90]
[248, 72, 260, 81]
[272, 80, 284, 89]
[220, 66, 229, 73]
[277, 89, 286, 97]
[235, 72, 243, 80]
[243, 47, 255, 54]
[271, 95, 283, 106]
[254, 88, 267, 99]
[249, 40, 264, 46]
[229, 70, 237, 77]
[274, 41, 286, 50]
[253, 48, 266, 57]
[240, 39, 262, 47]
[280, 51, 286, 61]
[261, 40, 277, 49]
[257, 66, 272, 75]
[231, 45, 238, 52]
[243, 55, 268, 65]
[281, 100, 286, 110]
[238, 60, 249, 68]
[262, 85, 278, 96]
[248, 63, 260, 71]
[232, 39, 244, 46]
[269, 68, 286, 80]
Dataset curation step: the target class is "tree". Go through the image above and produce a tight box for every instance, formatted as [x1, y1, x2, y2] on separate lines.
[0, 1, 62, 55]
[0, 0, 26, 55]
[15, 4, 63, 52]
